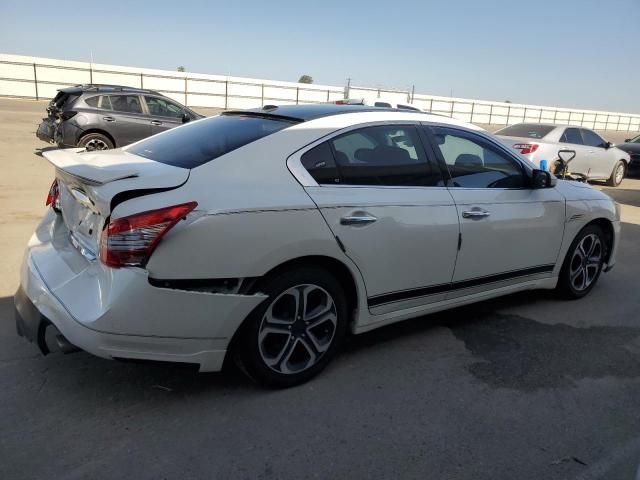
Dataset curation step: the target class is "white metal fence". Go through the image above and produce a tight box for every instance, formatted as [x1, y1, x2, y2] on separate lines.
[2, 53, 639, 132]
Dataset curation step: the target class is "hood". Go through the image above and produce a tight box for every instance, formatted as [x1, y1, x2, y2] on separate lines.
[554, 179, 614, 202]
[615, 142, 640, 154]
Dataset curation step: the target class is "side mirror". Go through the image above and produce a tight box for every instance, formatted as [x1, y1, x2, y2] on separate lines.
[625, 138, 631, 143]
[531, 169, 555, 189]
[605, 141, 613, 149]
[181, 113, 191, 124]
[557, 149, 576, 163]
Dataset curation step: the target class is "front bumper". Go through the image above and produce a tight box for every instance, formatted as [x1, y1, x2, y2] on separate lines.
[15, 210, 267, 371]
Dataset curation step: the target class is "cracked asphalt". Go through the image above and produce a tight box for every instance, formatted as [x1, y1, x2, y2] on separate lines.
[1, 98, 640, 480]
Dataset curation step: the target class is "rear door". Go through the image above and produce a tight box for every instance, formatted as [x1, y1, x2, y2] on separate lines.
[580, 128, 615, 179]
[297, 123, 460, 314]
[425, 125, 565, 297]
[558, 127, 591, 176]
[104, 94, 152, 146]
[143, 96, 188, 135]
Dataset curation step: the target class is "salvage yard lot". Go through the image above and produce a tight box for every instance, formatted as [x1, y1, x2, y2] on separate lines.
[1, 97, 640, 479]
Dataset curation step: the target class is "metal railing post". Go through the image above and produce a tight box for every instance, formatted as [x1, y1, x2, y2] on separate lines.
[184, 77, 188, 106]
[489, 104, 493, 124]
[261, 83, 264, 106]
[33, 63, 38, 100]
[140, 72, 143, 89]
[224, 80, 228, 109]
[470, 102, 475, 124]
[296, 87, 299, 105]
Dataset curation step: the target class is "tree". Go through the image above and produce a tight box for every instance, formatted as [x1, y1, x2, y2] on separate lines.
[298, 75, 313, 84]
[177, 66, 185, 72]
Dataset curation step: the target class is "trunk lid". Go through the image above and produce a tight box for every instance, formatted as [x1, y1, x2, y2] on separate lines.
[43, 148, 190, 258]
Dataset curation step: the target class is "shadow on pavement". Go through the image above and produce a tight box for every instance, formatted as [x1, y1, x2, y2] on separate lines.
[600, 187, 640, 208]
[34, 146, 58, 157]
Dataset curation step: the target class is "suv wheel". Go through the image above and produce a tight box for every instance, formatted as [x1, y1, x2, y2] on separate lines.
[235, 267, 348, 388]
[79, 133, 114, 151]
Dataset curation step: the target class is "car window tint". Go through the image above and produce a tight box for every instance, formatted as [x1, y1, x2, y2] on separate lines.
[374, 102, 392, 108]
[329, 125, 441, 186]
[581, 129, 606, 148]
[109, 95, 143, 114]
[85, 96, 99, 108]
[397, 104, 421, 111]
[144, 96, 184, 118]
[560, 128, 583, 145]
[495, 124, 555, 139]
[127, 114, 295, 169]
[431, 127, 525, 189]
[301, 142, 340, 184]
[100, 96, 113, 110]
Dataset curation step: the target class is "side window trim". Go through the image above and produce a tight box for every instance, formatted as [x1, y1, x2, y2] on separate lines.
[422, 123, 530, 190]
[286, 120, 447, 188]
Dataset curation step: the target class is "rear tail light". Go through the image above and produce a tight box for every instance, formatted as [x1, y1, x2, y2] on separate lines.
[335, 100, 346, 105]
[59, 111, 78, 121]
[100, 202, 198, 268]
[513, 143, 540, 155]
[45, 179, 60, 210]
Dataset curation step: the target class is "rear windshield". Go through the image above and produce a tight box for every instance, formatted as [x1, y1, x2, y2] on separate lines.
[127, 114, 296, 168]
[495, 124, 555, 139]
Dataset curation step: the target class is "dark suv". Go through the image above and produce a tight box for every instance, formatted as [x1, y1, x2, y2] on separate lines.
[36, 85, 203, 150]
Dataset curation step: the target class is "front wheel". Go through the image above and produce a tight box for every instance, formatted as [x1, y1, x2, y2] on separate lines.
[234, 267, 348, 388]
[556, 225, 606, 299]
[606, 160, 625, 187]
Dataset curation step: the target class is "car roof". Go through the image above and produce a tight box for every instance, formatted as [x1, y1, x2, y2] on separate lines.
[500, 122, 584, 129]
[58, 84, 160, 95]
[228, 104, 398, 122]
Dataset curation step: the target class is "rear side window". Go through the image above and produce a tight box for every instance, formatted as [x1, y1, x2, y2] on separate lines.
[85, 96, 100, 108]
[374, 102, 392, 108]
[303, 125, 442, 187]
[109, 95, 143, 114]
[560, 128, 583, 145]
[495, 124, 555, 139]
[128, 114, 295, 169]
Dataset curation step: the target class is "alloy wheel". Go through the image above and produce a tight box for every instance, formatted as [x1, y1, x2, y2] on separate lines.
[615, 163, 625, 184]
[84, 138, 109, 151]
[569, 233, 602, 292]
[258, 284, 337, 375]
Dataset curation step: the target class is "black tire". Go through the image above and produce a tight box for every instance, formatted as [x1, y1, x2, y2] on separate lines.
[606, 160, 625, 187]
[556, 224, 606, 299]
[78, 132, 114, 151]
[234, 267, 348, 388]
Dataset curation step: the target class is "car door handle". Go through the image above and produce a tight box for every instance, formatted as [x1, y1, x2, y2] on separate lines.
[102, 116, 115, 122]
[340, 214, 377, 226]
[462, 209, 490, 219]
[150, 120, 163, 126]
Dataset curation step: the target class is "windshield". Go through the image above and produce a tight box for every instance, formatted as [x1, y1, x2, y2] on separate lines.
[127, 114, 296, 168]
[495, 124, 555, 139]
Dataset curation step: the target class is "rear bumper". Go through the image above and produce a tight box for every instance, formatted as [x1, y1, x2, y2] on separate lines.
[36, 118, 56, 144]
[15, 210, 267, 371]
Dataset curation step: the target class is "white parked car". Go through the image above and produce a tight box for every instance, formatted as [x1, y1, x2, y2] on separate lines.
[15, 105, 620, 387]
[496, 123, 630, 186]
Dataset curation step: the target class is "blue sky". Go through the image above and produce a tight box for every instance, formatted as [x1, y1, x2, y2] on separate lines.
[1, 0, 638, 112]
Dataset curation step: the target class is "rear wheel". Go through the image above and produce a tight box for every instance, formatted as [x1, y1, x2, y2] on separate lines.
[606, 160, 625, 187]
[557, 224, 606, 299]
[78, 133, 114, 151]
[235, 267, 348, 388]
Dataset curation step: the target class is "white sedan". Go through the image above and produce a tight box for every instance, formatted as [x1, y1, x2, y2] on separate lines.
[496, 123, 630, 186]
[15, 105, 620, 387]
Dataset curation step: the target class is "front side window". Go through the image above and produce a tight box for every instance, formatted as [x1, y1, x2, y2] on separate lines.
[560, 128, 583, 145]
[581, 129, 607, 148]
[430, 127, 525, 189]
[109, 95, 143, 114]
[144, 96, 185, 118]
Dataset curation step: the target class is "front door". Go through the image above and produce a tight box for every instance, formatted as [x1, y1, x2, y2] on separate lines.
[299, 124, 460, 314]
[143, 96, 187, 135]
[426, 125, 565, 298]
